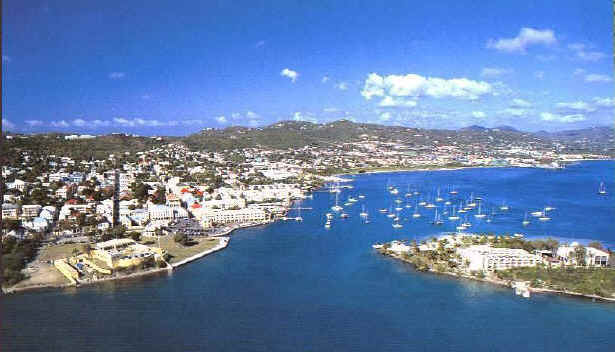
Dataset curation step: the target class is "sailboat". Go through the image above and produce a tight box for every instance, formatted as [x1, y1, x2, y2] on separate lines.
[432, 208, 443, 225]
[331, 192, 343, 212]
[435, 188, 444, 202]
[485, 208, 494, 223]
[499, 201, 509, 211]
[461, 214, 472, 227]
[598, 182, 607, 195]
[449, 185, 458, 195]
[531, 210, 543, 217]
[379, 207, 388, 213]
[324, 220, 331, 228]
[405, 200, 412, 209]
[538, 207, 551, 221]
[296, 206, 303, 222]
[387, 205, 396, 218]
[458, 201, 467, 213]
[448, 205, 460, 220]
[360, 205, 368, 218]
[392, 217, 403, 229]
[522, 212, 530, 226]
[412, 201, 421, 218]
[466, 193, 477, 208]
[405, 184, 412, 198]
[474, 201, 486, 219]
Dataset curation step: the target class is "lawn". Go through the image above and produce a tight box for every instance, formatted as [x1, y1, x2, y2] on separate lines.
[153, 236, 222, 264]
[36, 243, 84, 262]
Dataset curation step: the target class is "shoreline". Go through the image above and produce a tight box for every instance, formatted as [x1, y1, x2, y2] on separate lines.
[381, 251, 615, 303]
[3, 220, 274, 295]
[333, 159, 614, 178]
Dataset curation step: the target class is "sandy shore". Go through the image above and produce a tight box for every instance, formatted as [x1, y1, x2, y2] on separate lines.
[381, 251, 615, 303]
[171, 237, 229, 268]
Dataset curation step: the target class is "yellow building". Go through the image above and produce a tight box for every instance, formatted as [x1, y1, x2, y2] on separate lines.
[91, 238, 165, 269]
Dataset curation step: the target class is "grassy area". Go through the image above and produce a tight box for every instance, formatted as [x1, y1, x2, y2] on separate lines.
[154, 236, 222, 264]
[36, 243, 84, 262]
[496, 266, 615, 297]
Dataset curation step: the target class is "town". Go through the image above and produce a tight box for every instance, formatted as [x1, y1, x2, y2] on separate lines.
[1, 120, 613, 292]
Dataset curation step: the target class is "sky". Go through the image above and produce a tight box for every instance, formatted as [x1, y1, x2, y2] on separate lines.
[2, 0, 614, 135]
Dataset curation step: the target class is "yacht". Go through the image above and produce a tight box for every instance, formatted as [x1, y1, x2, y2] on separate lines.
[359, 205, 368, 218]
[544, 206, 556, 212]
[598, 181, 607, 195]
[538, 208, 550, 221]
[412, 203, 421, 218]
[432, 209, 443, 225]
[340, 212, 349, 218]
[522, 212, 530, 226]
[392, 222, 403, 229]
[448, 205, 460, 221]
[331, 192, 343, 212]
[474, 202, 486, 219]
[458, 201, 467, 213]
[324, 221, 331, 229]
[326, 213, 334, 220]
[379, 208, 388, 213]
[461, 215, 472, 227]
[395, 198, 403, 204]
[358, 194, 366, 199]
[390, 188, 399, 195]
[435, 188, 444, 202]
[531, 210, 543, 217]
[499, 201, 509, 211]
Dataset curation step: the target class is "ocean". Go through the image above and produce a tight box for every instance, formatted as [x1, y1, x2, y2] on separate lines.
[2, 160, 614, 351]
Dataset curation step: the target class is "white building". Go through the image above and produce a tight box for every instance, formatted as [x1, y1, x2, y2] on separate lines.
[556, 244, 610, 267]
[457, 245, 541, 272]
[197, 207, 268, 226]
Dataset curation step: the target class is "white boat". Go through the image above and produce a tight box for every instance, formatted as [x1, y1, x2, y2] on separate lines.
[324, 222, 331, 229]
[412, 203, 421, 218]
[432, 209, 443, 225]
[448, 205, 460, 221]
[331, 192, 343, 212]
[499, 201, 509, 211]
[358, 195, 365, 199]
[522, 212, 530, 226]
[359, 205, 368, 218]
[390, 188, 399, 195]
[387, 206, 395, 218]
[392, 223, 403, 229]
[340, 212, 349, 218]
[425, 203, 436, 209]
[538, 207, 550, 221]
[372, 243, 384, 249]
[326, 213, 333, 219]
[544, 206, 556, 212]
[344, 202, 352, 206]
[598, 181, 607, 195]
[456, 225, 466, 231]
[379, 208, 388, 213]
[474, 202, 486, 219]
[531, 211, 543, 217]
[461, 215, 472, 227]
[444, 200, 451, 205]
[395, 198, 403, 204]
[348, 197, 358, 203]
[435, 188, 443, 202]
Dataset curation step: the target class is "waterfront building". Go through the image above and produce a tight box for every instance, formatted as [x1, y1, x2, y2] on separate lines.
[456, 245, 541, 272]
[556, 245, 610, 267]
[198, 207, 269, 226]
[2, 203, 20, 220]
[90, 238, 165, 269]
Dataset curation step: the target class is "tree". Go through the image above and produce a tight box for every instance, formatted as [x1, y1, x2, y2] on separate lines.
[574, 246, 587, 267]
[81, 244, 92, 256]
[173, 232, 189, 245]
[129, 231, 141, 242]
[587, 241, 604, 251]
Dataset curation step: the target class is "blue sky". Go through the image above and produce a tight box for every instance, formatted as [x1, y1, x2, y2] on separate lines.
[2, 0, 613, 135]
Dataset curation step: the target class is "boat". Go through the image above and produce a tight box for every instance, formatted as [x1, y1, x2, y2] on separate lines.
[359, 205, 368, 218]
[379, 208, 388, 213]
[296, 207, 303, 222]
[324, 222, 331, 229]
[466, 193, 477, 208]
[531, 210, 543, 217]
[358, 194, 365, 199]
[435, 188, 444, 202]
[448, 205, 460, 220]
[425, 202, 436, 208]
[474, 201, 486, 219]
[444, 200, 451, 205]
[348, 197, 358, 203]
[387, 206, 395, 218]
[544, 206, 556, 212]
[432, 209, 443, 225]
[344, 202, 352, 206]
[598, 181, 607, 195]
[395, 198, 403, 204]
[485, 208, 494, 223]
[538, 211, 550, 221]
[412, 202, 421, 218]
[372, 243, 384, 249]
[522, 212, 530, 226]
[456, 225, 466, 231]
[395, 207, 403, 212]
[389, 188, 399, 195]
[449, 186, 458, 195]
[499, 201, 509, 211]
[326, 213, 333, 219]
[392, 219, 403, 229]
[458, 201, 467, 213]
[461, 215, 471, 227]
[331, 192, 343, 212]
[418, 199, 427, 206]
[340, 212, 349, 218]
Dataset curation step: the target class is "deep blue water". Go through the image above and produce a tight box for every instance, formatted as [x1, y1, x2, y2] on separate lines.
[3, 161, 615, 351]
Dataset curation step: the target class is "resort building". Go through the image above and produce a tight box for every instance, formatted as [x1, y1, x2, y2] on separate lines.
[197, 207, 269, 226]
[556, 245, 610, 267]
[457, 245, 541, 272]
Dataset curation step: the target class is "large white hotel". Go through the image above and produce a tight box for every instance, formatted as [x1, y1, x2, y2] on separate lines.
[457, 245, 541, 272]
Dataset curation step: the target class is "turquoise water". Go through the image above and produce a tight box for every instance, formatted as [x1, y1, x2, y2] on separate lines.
[3, 161, 614, 351]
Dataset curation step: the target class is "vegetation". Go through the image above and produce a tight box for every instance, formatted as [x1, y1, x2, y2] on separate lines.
[2, 236, 41, 286]
[496, 266, 615, 297]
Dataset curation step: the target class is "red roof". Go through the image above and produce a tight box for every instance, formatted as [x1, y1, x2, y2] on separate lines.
[191, 203, 202, 209]
[181, 188, 190, 193]
[66, 199, 79, 205]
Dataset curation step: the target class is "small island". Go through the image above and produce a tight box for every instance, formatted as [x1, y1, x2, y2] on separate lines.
[375, 233, 615, 302]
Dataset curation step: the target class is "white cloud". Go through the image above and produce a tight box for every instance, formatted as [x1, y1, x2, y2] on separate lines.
[534, 71, 544, 80]
[72, 119, 87, 127]
[361, 73, 493, 103]
[92, 119, 111, 127]
[216, 116, 227, 124]
[540, 112, 586, 123]
[593, 97, 615, 107]
[573, 68, 586, 76]
[472, 111, 486, 118]
[480, 67, 512, 77]
[321, 76, 330, 83]
[335, 82, 348, 90]
[108, 72, 126, 80]
[378, 96, 418, 108]
[472, 111, 487, 119]
[379, 112, 392, 121]
[584, 74, 612, 83]
[280, 68, 298, 83]
[500, 108, 529, 117]
[568, 43, 606, 62]
[487, 27, 557, 53]
[555, 101, 595, 112]
[511, 98, 532, 108]
[2, 118, 16, 130]
[246, 111, 260, 119]
[292, 112, 317, 123]
[51, 120, 70, 128]
[25, 120, 44, 127]
[113, 117, 134, 126]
